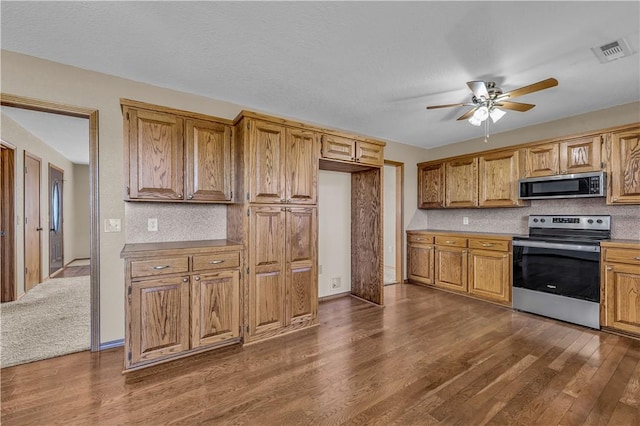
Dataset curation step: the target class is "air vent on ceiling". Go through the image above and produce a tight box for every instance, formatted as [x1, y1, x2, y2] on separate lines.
[591, 38, 635, 64]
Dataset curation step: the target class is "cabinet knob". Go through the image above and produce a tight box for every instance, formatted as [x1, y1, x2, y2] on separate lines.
[280, 198, 286, 203]
[178, 193, 183, 198]
[606, 266, 613, 271]
[182, 277, 189, 282]
[634, 257, 640, 261]
[287, 199, 292, 203]
[188, 194, 194, 199]
[194, 276, 200, 281]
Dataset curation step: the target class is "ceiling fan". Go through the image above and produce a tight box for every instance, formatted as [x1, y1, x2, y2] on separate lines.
[426, 78, 558, 140]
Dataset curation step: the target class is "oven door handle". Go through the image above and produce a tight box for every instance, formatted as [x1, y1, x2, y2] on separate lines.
[513, 239, 600, 253]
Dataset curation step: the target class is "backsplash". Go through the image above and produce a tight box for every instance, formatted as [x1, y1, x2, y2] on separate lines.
[125, 203, 227, 243]
[411, 198, 639, 240]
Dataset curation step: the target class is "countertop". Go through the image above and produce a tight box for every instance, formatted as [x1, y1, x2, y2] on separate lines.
[407, 229, 525, 240]
[121, 239, 243, 258]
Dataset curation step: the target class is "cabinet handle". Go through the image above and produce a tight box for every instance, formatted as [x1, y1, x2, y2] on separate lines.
[182, 277, 188, 282]
[606, 266, 613, 271]
[634, 257, 640, 260]
[209, 260, 224, 264]
[445, 240, 455, 244]
[152, 265, 170, 270]
[481, 243, 494, 247]
[415, 238, 424, 241]
[178, 193, 183, 198]
[287, 199, 292, 203]
[280, 198, 286, 203]
[281, 208, 286, 212]
[287, 208, 292, 212]
[188, 194, 194, 199]
[561, 170, 567, 174]
[194, 276, 200, 281]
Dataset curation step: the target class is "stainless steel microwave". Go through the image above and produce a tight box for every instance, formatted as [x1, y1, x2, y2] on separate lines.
[518, 171, 606, 200]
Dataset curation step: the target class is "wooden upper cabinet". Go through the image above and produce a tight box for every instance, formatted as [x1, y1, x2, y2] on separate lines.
[285, 128, 318, 204]
[445, 158, 478, 208]
[321, 134, 384, 166]
[559, 136, 602, 175]
[418, 162, 445, 208]
[250, 121, 286, 203]
[608, 126, 640, 204]
[123, 103, 233, 203]
[526, 136, 602, 177]
[126, 107, 185, 200]
[479, 150, 524, 207]
[185, 119, 232, 202]
[526, 143, 559, 177]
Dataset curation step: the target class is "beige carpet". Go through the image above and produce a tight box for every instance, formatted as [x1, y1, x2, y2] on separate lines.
[0, 276, 90, 368]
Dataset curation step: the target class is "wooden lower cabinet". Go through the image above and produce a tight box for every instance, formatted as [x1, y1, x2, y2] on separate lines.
[601, 243, 640, 337]
[468, 249, 511, 305]
[247, 206, 317, 342]
[122, 240, 242, 371]
[407, 231, 512, 305]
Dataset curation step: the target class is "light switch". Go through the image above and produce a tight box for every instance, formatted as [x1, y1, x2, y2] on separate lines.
[463, 217, 469, 225]
[105, 218, 121, 233]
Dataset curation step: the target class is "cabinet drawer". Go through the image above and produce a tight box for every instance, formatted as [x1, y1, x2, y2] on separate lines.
[192, 251, 240, 272]
[407, 233, 434, 244]
[604, 248, 640, 265]
[131, 257, 189, 278]
[469, 238, 509, 252]
[435, 235, 467, 248]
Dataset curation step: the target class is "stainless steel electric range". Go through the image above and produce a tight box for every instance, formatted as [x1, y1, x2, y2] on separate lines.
[512, 214, 611, 329]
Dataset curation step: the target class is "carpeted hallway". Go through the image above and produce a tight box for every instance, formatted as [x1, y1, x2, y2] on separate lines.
[0, 275, 90, 368]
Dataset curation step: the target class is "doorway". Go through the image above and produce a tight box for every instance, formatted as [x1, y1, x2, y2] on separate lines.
[1, 94, 100, 352]
[383, 161, 404, 285]
[1, 142, 16, 302]
[49, 164, 64, 276]
[24, 152, 42, 292]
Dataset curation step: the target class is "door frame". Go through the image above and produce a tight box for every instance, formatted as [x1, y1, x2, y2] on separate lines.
[23, 151, 42, 291]
[384, 160, 404, 284]
[1, 141, 16, 302]
[1, 93, 101, 352]
[48, 163, 64, 277]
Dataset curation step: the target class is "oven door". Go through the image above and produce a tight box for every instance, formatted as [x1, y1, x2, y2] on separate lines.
[512, 240, 600, 302]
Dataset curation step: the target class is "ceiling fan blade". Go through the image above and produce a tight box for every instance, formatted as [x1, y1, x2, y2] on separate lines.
[426, 102, 474, 110]
[467, 81, 489, 99]
[457, 108, 477, 121]
[495, 101, 536, 112]
[500, 78, 558, 99]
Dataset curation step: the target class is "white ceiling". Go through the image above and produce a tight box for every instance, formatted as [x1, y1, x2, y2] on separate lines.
[1, 2, 639, 149]
[1, 106, 89, 165]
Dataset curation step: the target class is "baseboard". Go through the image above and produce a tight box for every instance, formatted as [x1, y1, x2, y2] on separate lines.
[100, 339, 124, 350]
[318, 291, 351, 302]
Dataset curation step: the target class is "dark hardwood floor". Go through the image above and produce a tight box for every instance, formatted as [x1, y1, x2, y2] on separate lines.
[51, 265, 90, 278]
[2, 284, 638, 425]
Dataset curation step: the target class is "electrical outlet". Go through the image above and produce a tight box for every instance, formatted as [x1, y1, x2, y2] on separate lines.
[147, 218, 158, 232]
[331, 277, 341, 289]
[105, 218, 121, 233]
[463, 217, 469, 225]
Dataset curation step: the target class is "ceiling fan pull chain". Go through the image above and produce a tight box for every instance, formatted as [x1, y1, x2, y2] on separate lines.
[484, 119, 490, 143]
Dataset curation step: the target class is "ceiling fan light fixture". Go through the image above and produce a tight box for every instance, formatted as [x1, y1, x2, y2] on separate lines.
[490, 107, 506, 123]
[468, 116, 483, 126]
[473, 106, 489, 121]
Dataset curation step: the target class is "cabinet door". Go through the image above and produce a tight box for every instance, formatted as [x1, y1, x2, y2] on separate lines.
[526, 143, 559, 177]
[185, 119, 232, 201]
[249, 207, 285, 336]
[608, 127, 640, 204]
[418, 163, 445, 208]
[479, 150, 522, 207]
[407, 243, 435, 285]
[285, 128, 318, 204]
[435, 247, 468, 293]
[250, 121, 285, 203]
[286, 207, 317, 324]
[129, 276, 190, 367]
[126, 107, 184, 200]
[559, 136, 602, 175]
[321, 134, 355, 162]
[468, 250, 511, 304]
[445, 158, 478, 207]
[603, 263, 640, 335]
[356, 141, 384, 166]
[191, 270, 240, 348]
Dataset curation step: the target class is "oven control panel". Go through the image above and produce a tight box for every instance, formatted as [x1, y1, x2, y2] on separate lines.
[528, 215, 611, 231]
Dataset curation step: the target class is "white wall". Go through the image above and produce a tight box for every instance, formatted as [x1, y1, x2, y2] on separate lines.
[318, 170, 351, 297]
[383, 164, 396, 270]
